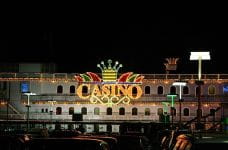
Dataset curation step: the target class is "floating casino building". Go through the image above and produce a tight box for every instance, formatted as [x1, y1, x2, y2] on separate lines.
[0, 59, 228, 132]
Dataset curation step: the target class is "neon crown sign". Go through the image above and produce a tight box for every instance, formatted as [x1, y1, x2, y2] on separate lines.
[75, 59, 144, 106]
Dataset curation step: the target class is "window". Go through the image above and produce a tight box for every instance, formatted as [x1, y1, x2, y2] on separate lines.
[223, 85, 228, 94]
[56, 107, 62, 115]
[94, 107, 100, 115]
[21, 82, 29, 93]
[107, 107, 112, 115]
[3, 82, 7, 90]
[119, 107, 125, 115]
[82, 85, 88, 95]
[81, 107, 87, 115]
[195, 86, 201, 96]
[210, 109, 216, 116]
[145, 86, 150, 94]
[183, 108, 189, 116]
[170, 86, 176, 94]
[57, 85, 63, 93]
[45, 108, 48, 113]
[208, 86, 216, 95]
[171, 108, 176, 116]
[183, 86, 189, 95]
[70, 85, 75, 94]
[132, 87, 137, 95]
[157, 108, 163, 115]
[132, 107, 138, 115]
[69, 107, 74, 115]
[41, 108, 44, 113]
[145, 108, 150, 116]
[157, 86, 163, 95]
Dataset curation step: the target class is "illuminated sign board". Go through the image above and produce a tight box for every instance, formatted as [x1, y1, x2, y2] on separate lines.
[75, 59, 144, 106]
[21, 82, 29, 93]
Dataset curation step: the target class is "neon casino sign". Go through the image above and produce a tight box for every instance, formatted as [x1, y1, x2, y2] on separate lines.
[75, 59, 144, 106]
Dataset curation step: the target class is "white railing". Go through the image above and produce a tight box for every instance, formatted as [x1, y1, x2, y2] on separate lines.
[0, 73, 228, 81]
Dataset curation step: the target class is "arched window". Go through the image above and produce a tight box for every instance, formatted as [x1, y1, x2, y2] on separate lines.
[82, 85, 88, 94]
[170, 86, 176, 94]
[132, 87, 137, 95]
[157, 108, 163, 115]
[183, 108, 189, 116]
[208, 86, 216, 95]
[210, 109, 216, 116]
[157, 86, 163, 95]
[171, 108, 176, 116]
[195, 86, 201, 96]
[107, 107, 112, 115]
[94, 107, 100, 115]
[57, 85, 63, 93]
[81, 107, 87, 115]
[132, 107, 138, 115]
[41, 108, 44, 113]
[119, 107, 125, 115]
[145, 108, 150, 116]
[56, 107, 62, 115]
[183, 86, 189, 95]
[70, 85, 75, 94]
[45, 108, 48, 113]
[145, 86, 150, 94]
[69, 107, 74, 115]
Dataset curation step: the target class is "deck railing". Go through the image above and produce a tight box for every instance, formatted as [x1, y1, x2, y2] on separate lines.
[0, 73, 228, 81]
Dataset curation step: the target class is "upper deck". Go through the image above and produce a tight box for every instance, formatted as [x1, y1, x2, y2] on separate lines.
[0, 73, 228, 82]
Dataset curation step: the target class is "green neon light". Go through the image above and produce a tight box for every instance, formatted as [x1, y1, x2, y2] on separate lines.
[162, 102, 169, 113]
[167, 94, 177, 107]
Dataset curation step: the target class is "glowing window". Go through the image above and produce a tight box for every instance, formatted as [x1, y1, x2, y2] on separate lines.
[94, 107, 100, 115]
[145, 108, 150, 116]
[21, 83, 29, 93]
[223, 85, 228, 94]
[208, 86, 216, 95]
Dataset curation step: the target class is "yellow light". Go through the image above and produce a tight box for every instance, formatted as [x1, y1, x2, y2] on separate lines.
[164, 80, 169, 84]
[76, 84, 143, 106]
[204, 104, 209, 107]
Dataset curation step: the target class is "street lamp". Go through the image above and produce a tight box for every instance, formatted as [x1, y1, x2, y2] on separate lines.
[24, 92, 36, 133]
[172, 81, 187, 128]
[167, 94, 177, 129]
[48, 100, 56, 128]
[190, 51, 210, 129]
[162, 102, 170, 125]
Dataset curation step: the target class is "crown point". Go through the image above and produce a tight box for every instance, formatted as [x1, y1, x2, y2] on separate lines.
[108, 59, 112, 63]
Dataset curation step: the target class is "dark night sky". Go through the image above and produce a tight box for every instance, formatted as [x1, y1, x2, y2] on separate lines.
[1, 12, 228, 74]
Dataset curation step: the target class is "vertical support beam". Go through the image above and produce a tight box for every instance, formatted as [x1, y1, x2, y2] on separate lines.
[198, 56, 202, 80]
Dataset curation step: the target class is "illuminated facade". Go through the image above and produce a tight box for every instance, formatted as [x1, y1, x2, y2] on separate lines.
[0, 61, 227, 131]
